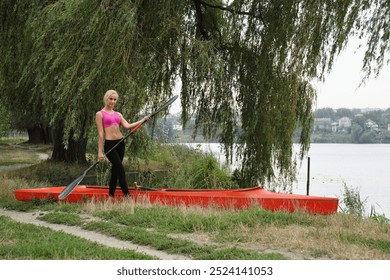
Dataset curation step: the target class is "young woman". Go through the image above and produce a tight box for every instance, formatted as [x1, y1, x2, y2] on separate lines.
[96, 89, 150, 197]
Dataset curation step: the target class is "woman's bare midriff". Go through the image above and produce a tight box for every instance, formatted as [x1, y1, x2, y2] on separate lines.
[104, 125, 123, 140]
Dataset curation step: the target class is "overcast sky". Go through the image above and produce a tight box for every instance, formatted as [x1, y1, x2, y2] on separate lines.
[170, 37, 390, 114]
[314, 37, 390, 110]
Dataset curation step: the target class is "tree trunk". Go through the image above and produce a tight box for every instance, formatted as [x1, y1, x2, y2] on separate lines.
[41, 125, 53, 144]
[51, 126, 87, 163]
[27, 124, 52, 144]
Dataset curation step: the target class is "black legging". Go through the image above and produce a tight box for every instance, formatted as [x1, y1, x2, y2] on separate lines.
[104, 139, 129, 197]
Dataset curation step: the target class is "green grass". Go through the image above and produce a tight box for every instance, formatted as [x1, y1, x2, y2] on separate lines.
[0, 146, 39, 165]
[0, 137, 28, 145]
[94, 206, 314, 237]
[2, 189, 390, 259]
[6, 160, 92, 186]
[339, 233, 390, 254]
[39, 212, 82, 226]
[2, 177, 390, 259]
[81, 219, 286, 260]
[0, 216, 154, 260]
[33, 210, 287, 260]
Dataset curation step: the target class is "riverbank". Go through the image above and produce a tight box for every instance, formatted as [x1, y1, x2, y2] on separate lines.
[2, 186, 390, 260]
[1, 142, 390, 260]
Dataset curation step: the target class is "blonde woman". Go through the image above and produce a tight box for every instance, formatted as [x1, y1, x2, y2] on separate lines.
[96, 90, 150, 197]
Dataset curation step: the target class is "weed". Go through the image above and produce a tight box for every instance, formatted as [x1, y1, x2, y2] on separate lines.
[339, 183, 366, 217]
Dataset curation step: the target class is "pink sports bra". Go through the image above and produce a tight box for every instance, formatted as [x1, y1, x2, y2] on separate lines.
[101, 110, 121, 128]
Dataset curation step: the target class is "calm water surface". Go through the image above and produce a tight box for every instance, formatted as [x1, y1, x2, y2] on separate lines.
[294, 144, 390, 218]
[185, 143, 390, 218]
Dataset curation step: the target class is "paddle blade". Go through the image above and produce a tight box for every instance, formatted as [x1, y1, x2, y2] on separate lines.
[150, 95, 178, 117]
[58, 174, 85, 200]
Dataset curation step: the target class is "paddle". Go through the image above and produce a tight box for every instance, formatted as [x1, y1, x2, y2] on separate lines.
[58, 95, 178, 200]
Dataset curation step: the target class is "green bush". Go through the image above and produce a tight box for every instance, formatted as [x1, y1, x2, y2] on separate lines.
[8, 160, 90, 186]
[158, 146, 238, 189]
[189, 154, 236, 189]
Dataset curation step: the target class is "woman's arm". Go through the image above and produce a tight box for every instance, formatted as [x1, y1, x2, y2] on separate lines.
[96, 111, 105, 161]
[119, 113, 151, 130]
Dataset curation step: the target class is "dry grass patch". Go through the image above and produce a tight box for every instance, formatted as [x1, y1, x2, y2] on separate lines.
[329, 213, 389, 240]
[0, 175, 49, 201]
[219, 214, 390, 260]
[168, 231, 218, 247]
[81, 197, 136, 215]
[0, 177, 17, 200]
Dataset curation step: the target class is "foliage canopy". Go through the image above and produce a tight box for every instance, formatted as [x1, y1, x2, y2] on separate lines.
[1, 0, 389, 187]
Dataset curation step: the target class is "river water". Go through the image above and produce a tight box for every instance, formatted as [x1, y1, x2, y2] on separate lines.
[184, 143, 390, 218]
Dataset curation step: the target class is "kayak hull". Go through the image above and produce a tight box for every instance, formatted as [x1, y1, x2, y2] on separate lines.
[14, 185, 338, 215]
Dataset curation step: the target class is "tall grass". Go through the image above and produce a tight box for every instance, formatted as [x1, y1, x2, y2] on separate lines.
[142, 143, 238, 189]
[339, 183, 389, 224]
[339, 183, 366, 217]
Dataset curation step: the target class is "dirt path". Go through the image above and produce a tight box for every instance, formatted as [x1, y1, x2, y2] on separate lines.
[0, 208, 191, 260]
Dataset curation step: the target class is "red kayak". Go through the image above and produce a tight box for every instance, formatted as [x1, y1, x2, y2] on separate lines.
[14, 185, 338, 215]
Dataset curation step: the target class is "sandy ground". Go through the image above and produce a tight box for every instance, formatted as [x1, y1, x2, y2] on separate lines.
[0, 208, 191, 260]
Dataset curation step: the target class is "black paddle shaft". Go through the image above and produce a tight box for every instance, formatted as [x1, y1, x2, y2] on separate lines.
[58, 95, 178, 200]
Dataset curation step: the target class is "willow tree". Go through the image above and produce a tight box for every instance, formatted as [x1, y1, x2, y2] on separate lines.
[3, 0, 388, 186]
[358, 0, 390, 80]
[0, 0, 54, 143]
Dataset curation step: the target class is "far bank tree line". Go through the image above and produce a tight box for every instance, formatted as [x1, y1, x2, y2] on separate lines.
[311, 107, 390, 143]
[144, 107, 390, 144]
